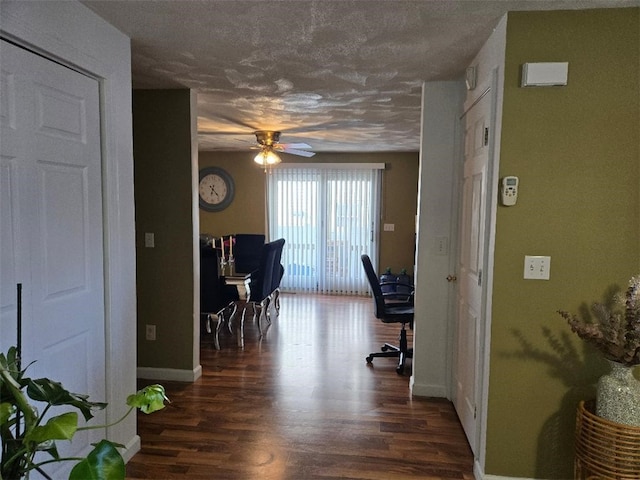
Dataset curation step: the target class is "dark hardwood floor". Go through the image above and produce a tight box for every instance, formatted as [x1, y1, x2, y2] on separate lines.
[127, 294, 474, 479]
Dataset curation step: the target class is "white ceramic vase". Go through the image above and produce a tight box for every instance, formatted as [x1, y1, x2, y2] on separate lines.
[596, 359, 640, 427]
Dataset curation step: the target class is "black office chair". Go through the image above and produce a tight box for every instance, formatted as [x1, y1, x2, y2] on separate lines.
[200, 243, 239, 349]
[361, 254, 414, 375]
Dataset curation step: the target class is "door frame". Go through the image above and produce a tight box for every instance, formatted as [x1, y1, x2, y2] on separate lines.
[1, 1, 139, 460]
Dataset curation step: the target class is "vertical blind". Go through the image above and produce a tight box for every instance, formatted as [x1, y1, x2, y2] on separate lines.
[267, 165, 382, 296]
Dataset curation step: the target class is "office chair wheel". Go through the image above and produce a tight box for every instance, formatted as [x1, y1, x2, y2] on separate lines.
[381, 344, 390, 352]
[396, 365, 404, 375]
[366, 356, 373, 364]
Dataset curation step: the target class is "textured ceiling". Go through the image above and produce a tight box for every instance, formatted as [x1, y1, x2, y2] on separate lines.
[83, 0, 639, 153]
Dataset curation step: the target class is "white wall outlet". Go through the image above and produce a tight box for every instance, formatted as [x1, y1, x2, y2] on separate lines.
[383, 223, 395, 232]
[524, 255, 551, 280]
[144, 232, 155, 248]
[145, 324, 156, 341]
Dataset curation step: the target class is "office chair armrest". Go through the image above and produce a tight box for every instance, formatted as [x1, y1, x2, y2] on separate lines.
[383, 291, 413, 298]
[383, 292, 414, 306]
[379, 280, 412, 288]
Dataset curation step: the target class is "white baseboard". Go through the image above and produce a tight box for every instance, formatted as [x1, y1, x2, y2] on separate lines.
[475, 461, 537, 480]
[137, 364, 202, 382]
[409, 376, 448, 398]
[121, 434, 141, 463]
[481, 476, 537, 480]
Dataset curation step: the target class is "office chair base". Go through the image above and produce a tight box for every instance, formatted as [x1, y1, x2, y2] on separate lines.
[366, 347, 413, 374]
[366, 326, 413, 375]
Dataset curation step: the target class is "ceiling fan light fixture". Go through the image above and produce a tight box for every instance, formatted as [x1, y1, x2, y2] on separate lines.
[254, 148, 281, 166]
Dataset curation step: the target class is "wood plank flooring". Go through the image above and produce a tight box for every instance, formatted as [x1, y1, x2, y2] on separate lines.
[127, 294, 474, 479]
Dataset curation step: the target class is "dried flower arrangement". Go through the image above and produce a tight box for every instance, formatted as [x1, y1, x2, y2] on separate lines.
[558, 275, 640, 366]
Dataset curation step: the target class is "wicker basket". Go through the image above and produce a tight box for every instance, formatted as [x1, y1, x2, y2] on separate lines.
[575, 400, 640, 479]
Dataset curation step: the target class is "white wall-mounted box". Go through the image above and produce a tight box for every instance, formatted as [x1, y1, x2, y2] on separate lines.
[521, 62, 569, 87]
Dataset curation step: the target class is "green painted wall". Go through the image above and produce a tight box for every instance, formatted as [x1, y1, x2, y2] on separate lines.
[198, 151, 419, 276]
[133, 90, 196, 371]
[486, 9, 639, 478]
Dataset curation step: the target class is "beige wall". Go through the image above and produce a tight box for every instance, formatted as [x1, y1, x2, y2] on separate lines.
[133, 90, 196, 371]
[199, 151, 419, 275]
[486, 8, 639, 478]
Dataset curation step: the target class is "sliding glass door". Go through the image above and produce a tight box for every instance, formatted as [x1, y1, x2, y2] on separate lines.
[267, 165, 381, 295]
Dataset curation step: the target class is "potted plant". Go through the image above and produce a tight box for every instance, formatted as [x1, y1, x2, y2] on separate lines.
[1, 346, 169, 479]
[558, 274, 640, 426]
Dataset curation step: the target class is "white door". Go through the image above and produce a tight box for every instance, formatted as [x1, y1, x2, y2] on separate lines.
[454, 89, 492, 454]
[0, 40, 105, 478]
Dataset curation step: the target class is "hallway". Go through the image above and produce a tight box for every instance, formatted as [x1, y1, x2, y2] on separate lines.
[127, 294, 474, 479]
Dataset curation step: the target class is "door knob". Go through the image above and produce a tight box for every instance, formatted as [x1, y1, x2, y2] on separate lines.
[446, 275, 457, 282]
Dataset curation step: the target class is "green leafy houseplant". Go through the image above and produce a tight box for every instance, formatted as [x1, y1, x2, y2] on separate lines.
[558, 274, 640, 366]
[0, 346, 169, 480]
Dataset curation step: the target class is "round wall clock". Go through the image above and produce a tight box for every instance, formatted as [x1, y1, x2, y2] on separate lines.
[198, 166, 235, 212]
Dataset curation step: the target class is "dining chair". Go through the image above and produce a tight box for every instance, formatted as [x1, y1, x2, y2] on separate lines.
[244, 238, 285, 336]
[200, 243, 239, 349]
[232, 233, 266, 273]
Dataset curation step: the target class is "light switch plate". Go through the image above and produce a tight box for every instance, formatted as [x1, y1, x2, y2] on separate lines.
[524, 255, 551, 280]
[383, 223, 395, 232]
[144, 232, 155, 248]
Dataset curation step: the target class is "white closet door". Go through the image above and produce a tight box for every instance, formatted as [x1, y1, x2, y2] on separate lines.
[0, 39, 105, 477]
[454, 89, 492, 455]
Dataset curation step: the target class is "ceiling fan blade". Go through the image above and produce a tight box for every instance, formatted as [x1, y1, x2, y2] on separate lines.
[282, 148, 316, 158]
[280, 143, 312, 150]
[197, 131, 253, 135]
[214, 115, 260, 132]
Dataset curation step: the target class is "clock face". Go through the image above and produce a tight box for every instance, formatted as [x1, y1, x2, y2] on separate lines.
[198, 167, 234, 212]
[199, 174, 227, 204]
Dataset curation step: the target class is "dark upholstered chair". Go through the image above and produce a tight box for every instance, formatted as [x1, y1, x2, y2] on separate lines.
[267, 238, 285, 315]
[232, 233, 266, 273]
[361, 254, 414, 374]
[200, 243, 239, 349]
[243, 238, 285, 336]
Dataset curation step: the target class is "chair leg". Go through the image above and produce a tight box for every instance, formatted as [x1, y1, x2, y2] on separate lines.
[237, 301, 259, 348]
[251, 301, 260, 325]
[227, 301, 239, 334]
[272, 288, 281, 313]
[257, 297, 271, 336]
[238, 308, 244, 348]
[208, 313, 221, 350]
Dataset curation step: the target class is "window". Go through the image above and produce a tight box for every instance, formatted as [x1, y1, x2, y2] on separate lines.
[267, 164, 383, 295]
